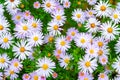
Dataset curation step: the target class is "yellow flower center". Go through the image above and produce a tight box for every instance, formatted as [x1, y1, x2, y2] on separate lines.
[100, 74, 105, 78]
[57, 50, 62, 54]
[98, 50, 103, 56]
[14, 62, 19, 67]
[100, 5, 106, 11]
[53, 25, 59, 30]
[60, 41, 66, 46]
[9, 70, 14, 75]
[107, 27, 113, 33]
[33, 36, 39, 41]
[32, 22, 37, 28]
[46, 2, 51, 8]
[64, 58, 70, 64]
[3, 37, 9, 43]
[0, 58, 5, 63]
[90, 23, 96, 28]
[98, 41, 103, 47]
[22, 25, 28, 31]
[0, 24, 4, 30]
[113, 14, 118, 19]
[42, 64, 48, 70]
[89, 11, 93, 15]
[76, 14, 81, 18]
[71, 31, 75, 36]
[85, 61, 91, 67]
[84, 77, 89, 80]
[16, 15, 21, 20]
[80, 38, 86, 44]
[48, 36, 54, 42]
[33, 75, 39, 80]
[56, 15, 61, 20]
[10, 0, 14, 2]
[89, 49, 94, 54]
[20, 47, 25, 52]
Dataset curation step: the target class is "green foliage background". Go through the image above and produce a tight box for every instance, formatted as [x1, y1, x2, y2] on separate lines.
[0, 0, 119, 80]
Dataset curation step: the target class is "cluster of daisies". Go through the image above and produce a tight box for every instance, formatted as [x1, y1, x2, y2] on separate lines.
[0, 0, 120, 80]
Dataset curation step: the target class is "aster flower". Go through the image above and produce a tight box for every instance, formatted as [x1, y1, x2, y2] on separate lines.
[101, 21, 120, 40]
[87, 0, 97, 5]
[0, 54, 10, 69]
[52, 10, 66, 26]
[44, 33, 54, 43]
[10, 59, 23, 71]
[13, 40, 32, 60]
[22, 74, 31, 80]
[94, 1, 111, 17]
[42, 0, 56, 13]
[0, 32, 13, 49]
[59, 53, 72, 68]
[33, 1, 41, 9]
[36, 57, 56, 77]
[23, 10, 31, 19]
[98, 73, 109, 80]
[55, 36, 70, 51]
[47, 20, 62, 36]
[5, 68, 19, 80]
[78, 55, 97, 73]
[85, 9, 96, 18]
[30, 72, 41, 80]
[28, 32, 44, 47]
[112, 57, 120, 74]
[85, 17, 101, 33]
[110, 9, 120, 24]
[4, 0, 21, 8]
[72, 9, 85, 23]
[63, 0, 71, 8]
[97, 47, 109, 57]
[99, 55, 108, 65]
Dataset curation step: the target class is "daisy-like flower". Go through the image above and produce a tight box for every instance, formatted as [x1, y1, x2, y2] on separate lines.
[94, 1, 111, 17]
[33, 1, 41, 9]
[112, 57, 120, 74]
[59, 53, 72, 68]
[74, 33, 90, 48]
[99, 55, 108, 65]
[0, 16, 10, 33]
[52, 72, 58, 79]
[85, 17, 100, 33]
[5, 68, 19, 80]
[36, 57, 55, 77]
[22, 74, 31, 80]
[66, 27, 78, 39]
[30, 72, 41, 80]
[13, 40, 32, 60]
[54, 49, 65, 59]
[0, 54, 10, 69]
[87, 0, 97, 5]
[6, 5, 20, 15]
[12, 11, 23, 23]
[98, 73, 109, 80]
[29, 18, 42, 32]
[72, 9, 85, 23]
[101, 21, 120, 40]
[85, 9, 96, 18]
[115, 38, 120, 54]
[63, 0, 71, 8]
[0, 32, 13, 49]
[47, 20, 62, 36]
[14, 21, 31, 39]
[78, 55, 97, 73]
[10, 59, 23, 71]
[0, 4, 4, 16]
[23, 10, 31, 19]
[42, 0, 56, 13]
[93, 36, 108, 48]
[97, 47, 109, 57]
[4, 0, 21, 8]
[80, 73, 94, 80]
[44, 33, 54, 43]
[52, 10, 66, 26]
[110, 9, 120, 24]
[55, 36, 70, 51]
[85, 44, 99, 58]
[28, 32, 44, 47]
[78, 71, 86, 79]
